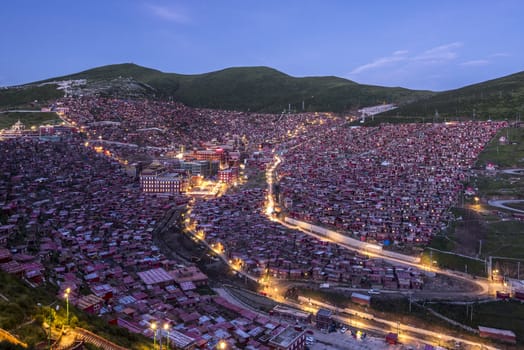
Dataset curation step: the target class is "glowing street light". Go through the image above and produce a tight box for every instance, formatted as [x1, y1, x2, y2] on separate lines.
[163, 323, 170, 350]
[151, 323, 157, 349]
[217, 339, 227, 349]
[64, 287, 71, 326]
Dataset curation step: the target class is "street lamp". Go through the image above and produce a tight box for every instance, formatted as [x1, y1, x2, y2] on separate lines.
[217, 339, 227, 349]
[151, 323, 157, 349]
[64, 288, 71, 326]
[163, 323, 170, 350]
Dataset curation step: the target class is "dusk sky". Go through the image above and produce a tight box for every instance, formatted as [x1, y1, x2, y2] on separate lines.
[1, 0, 523, 91]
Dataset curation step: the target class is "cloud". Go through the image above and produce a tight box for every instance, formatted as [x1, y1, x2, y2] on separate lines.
[393, 50, 409, 56]
[350, 51, 408, 74]
[456, 52, 510, 67]
[460, 59, 490, 66]
[413, 42, 463, 63]
[146, 4, 189, 23]
[490, 52, 510, 58]
[350, 42, 462, 75]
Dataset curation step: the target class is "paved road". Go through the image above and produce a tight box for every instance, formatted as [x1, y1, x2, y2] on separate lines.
[488, 199, 524, 214]
[500, 168, 524, 175]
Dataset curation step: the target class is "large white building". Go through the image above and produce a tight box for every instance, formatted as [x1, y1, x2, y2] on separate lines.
[139, 169, 187, 194]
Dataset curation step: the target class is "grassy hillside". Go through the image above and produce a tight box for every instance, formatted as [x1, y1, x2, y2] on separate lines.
[5, 63, 434, 113]
[0, 85, 63, 110]
[4, 63, 524, 116]
[0, 271, 149, 349]
[0, 112, 61, 130]
[387, 71, 524, 118]
[169, 66, 432, 112]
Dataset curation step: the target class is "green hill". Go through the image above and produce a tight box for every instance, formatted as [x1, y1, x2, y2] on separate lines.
[0, 84, 63, 110]
[164, 66, 431, 112]
[1, 63, 433, 113]
[3, 63, 524, 116]
[385, 71, 524, 119]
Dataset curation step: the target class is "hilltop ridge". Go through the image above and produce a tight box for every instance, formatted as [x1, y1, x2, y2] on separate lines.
[1, 63, 524, 117]
[1, 63, 433, 113]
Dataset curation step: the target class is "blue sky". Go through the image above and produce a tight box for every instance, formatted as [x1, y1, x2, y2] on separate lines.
[1, 0, 523, 91]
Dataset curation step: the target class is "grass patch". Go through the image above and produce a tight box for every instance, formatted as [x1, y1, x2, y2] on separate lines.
[0, 112, 61, 130]
[475, 175, 524, 197]
[11, 322, 47, 348]
[427, 233, 456, 251]
[0, 341, 28, 349]
[421, 249, 486, 276]
[0, 84, 63, 109]
[196, 285, 216, 295]
[476, 127, 524, 169]
[506, 202, 524, 211]
[243, 168, 266, 189]
[430, 300, 524, 343]
[482, 221, 524, 259]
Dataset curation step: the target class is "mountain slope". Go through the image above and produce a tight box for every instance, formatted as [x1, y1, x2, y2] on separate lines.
[172, 66, 431, 112]
[6, 63, 524, 117]
[2, 63, 433, 113]
[386, 71, 524, 118]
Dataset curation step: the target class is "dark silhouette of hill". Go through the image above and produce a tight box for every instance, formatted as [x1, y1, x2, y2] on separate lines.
[1, 63, 432, 112]
[2, 63, 523, 118]
[384, 71, 524, 119]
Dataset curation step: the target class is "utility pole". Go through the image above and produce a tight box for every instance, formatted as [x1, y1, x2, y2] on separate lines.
[479, 240, 482, 257]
